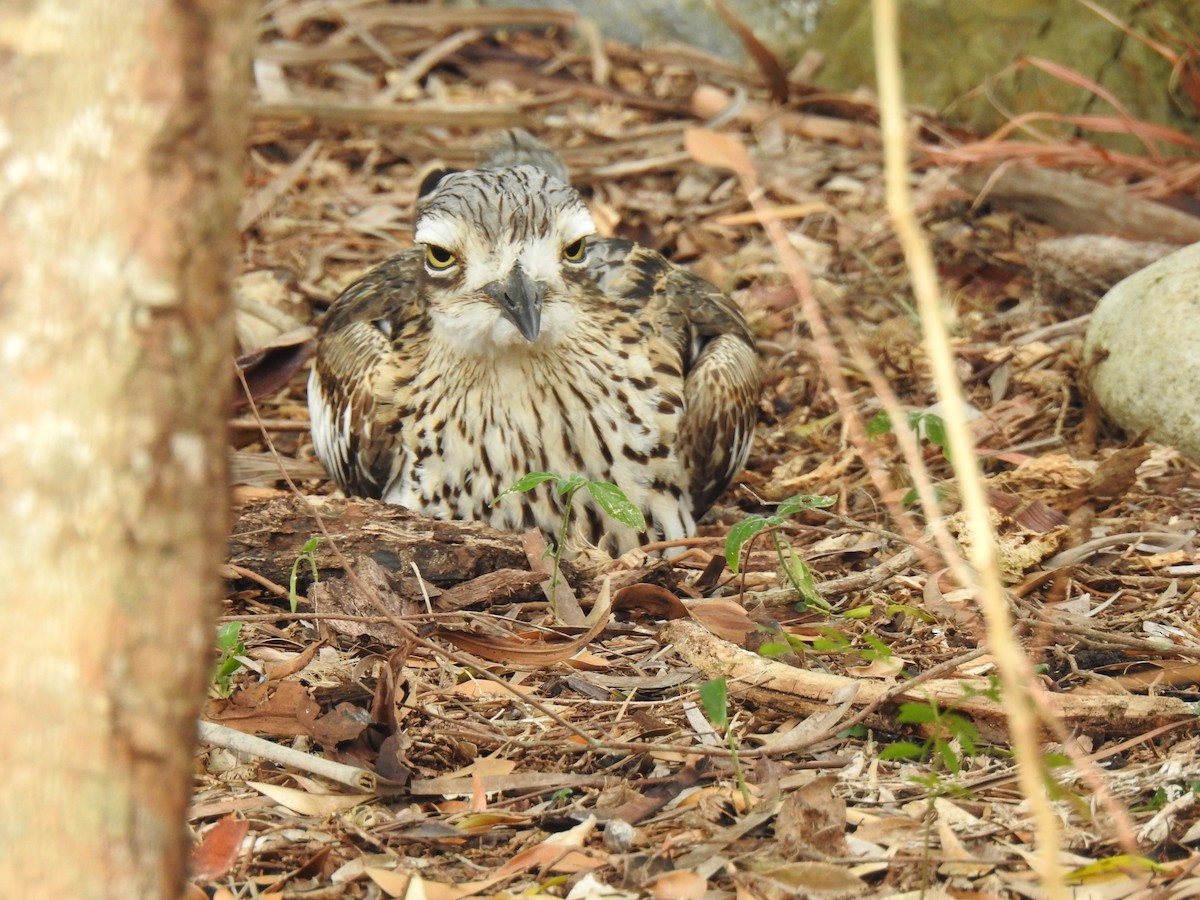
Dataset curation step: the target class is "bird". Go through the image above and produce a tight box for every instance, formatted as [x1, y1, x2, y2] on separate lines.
[308, 131, 761, 555]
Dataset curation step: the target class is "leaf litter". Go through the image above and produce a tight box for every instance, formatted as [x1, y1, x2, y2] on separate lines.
[206, 2, 1200, 897]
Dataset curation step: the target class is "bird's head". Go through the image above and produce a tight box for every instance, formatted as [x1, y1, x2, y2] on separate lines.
[413, 165, 596, 347]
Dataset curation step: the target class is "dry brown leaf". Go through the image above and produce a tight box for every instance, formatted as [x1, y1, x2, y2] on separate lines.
[845, 654, 907, 679]
[737, 861, 868, 897]
[456, 812, 530, 833]
[191, 815, 249, 883]
[448, 755, 518, 780]
[247, 781, 374, 816]
[448, 679, 534, 700]
[613, 582, 688, 620]
[648, 869, 708, 900]
[776, 777, 848, 859]
[363, 867, 412, 898]
[232, 326, 315, 409]
[494, 816, 606, 877]
[688, 598, 756, 644]
[565, 649, 612, 671]
[261, 640, 323, 681]
[434, 602, 610, 665]
[708, 0, 788, 103]
[599, 757, 708, 824]
[683, 128, 755, 178]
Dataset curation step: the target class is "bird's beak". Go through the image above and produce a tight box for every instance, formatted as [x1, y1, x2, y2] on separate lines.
[484, 264, 543, 341]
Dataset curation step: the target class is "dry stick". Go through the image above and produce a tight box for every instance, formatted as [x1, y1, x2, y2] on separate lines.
[380, 28, 485, 100]
[197, 721, 377, 793]
[228, 418, 313, 431]
[871, 0, 1069, 889]
[252, 101, 524, 128]
[224, 563, 289, 599]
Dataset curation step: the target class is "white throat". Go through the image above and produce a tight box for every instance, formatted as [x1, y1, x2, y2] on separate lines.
[429, 299, 578, 356]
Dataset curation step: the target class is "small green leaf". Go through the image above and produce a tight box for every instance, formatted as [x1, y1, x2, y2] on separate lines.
[842, 605, 874, 619]
[300, 536, 321, 553]
[866, 411, 893, 437]
[959, 676, 1003, 703]
[920, 413, 948, 450]
[699, 677, 728, 729]
[884, 603, 934, 622]
[215, 622, 243, 653]
[214, 655, 244, 682]
[880, 741, 926, 761]
[493, 471, 559, 504]
[860, 634, 894, 661]
[954, 726, 978, 758]
[1066, 856, 1166, 880]
[909, 412, 952, 461]
[756, 641, 793, 659]
[584, 481, 647, 530]
[725, 515, 767, 573]
[775, 538, 825, 608]
[937, 741, 963, 774]
[774, 493, 836, 519]
[555, 473, 587, 497]
[895, 701, 937, 725]
[812, 626, 850, 652]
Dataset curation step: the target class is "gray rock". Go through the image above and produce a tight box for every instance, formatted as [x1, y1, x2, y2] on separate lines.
[1084, 242, 1200, 462]
[474, 0, 1193, 154]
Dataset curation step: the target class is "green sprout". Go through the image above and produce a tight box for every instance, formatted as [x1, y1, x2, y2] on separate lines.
[494, 472, 646, 596]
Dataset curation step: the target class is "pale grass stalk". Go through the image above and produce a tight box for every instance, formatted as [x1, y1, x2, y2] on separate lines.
[871, 0, 1065, 893]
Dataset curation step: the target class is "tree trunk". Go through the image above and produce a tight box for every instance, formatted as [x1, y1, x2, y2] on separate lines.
[0, 3, 252, 896]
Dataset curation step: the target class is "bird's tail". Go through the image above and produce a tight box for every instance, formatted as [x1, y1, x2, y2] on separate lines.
[417, 129, 569, 198]
[480, 128, 569, 183]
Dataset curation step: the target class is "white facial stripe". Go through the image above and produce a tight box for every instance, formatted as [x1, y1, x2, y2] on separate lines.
[413, 216, 461, 250]
[559, 207, 596, 245]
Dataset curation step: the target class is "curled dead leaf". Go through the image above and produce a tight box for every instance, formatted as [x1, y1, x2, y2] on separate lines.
[613, 583, 688, 620]
[687, 599, 756, 645]
[233, 325, 315, 409]
[683, 128, 755, 178]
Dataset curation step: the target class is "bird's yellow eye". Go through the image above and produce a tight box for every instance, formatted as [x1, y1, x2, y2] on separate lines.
[562, 237, 587, 262]
[425, 245, 457, 270]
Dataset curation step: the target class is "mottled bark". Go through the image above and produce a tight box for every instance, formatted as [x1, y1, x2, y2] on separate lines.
[0, 2, 252, 896]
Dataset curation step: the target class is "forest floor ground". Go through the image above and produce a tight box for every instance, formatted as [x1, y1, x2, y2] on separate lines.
[197, 3, 1200, 897]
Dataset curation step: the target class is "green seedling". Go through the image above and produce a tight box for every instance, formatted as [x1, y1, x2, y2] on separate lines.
[725, 493, 835, 609]
[494, 472, 646, 595]
[289, 536, 320, 613]
[699, 677, 751, 810]
[212, 621, 246, 697]
[880, 698, 980, 774]
[868, 410, 953, 505]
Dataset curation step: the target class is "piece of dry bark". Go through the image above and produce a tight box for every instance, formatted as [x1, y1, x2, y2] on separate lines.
[958, 164, 1200, 243]
[664, 619, 1198, 740]
[228, 495, 532, 588]
[1030, 234, 1179, 300]
[308, 555, 413, 644]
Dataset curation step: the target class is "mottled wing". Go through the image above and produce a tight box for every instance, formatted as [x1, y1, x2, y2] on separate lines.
[587, 239, 761, 513]
[308, 252, 424, 498]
